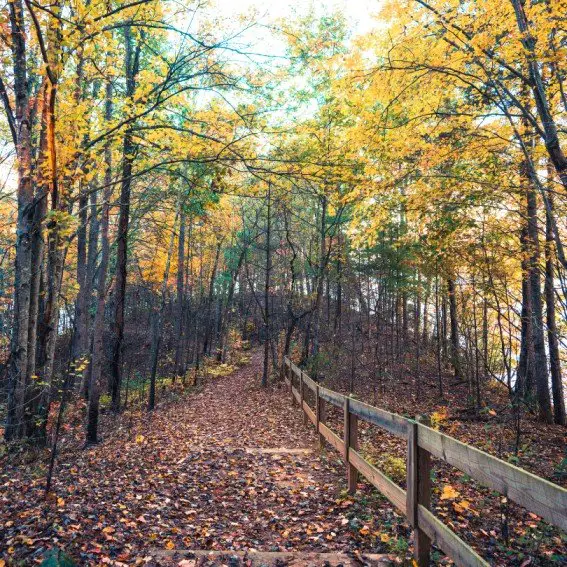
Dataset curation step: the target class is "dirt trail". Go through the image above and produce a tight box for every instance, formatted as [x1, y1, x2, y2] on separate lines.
[1, 350, 397, 566]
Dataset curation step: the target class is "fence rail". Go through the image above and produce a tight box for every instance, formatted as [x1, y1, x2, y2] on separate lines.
[283, 357, 567, 567]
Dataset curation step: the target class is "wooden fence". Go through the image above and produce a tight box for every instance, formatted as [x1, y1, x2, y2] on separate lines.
[283, 357, 567, 567]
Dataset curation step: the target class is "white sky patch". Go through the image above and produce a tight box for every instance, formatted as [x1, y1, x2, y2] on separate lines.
[201, 0, 383, 57]
[212, 0, 381, 31]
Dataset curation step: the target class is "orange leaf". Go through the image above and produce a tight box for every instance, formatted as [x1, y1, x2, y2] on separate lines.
[440, 484, 460, 500]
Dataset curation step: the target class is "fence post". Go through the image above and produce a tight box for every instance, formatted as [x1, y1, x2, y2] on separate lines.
[407, 420, 431, 567]
[315, 385, 320, 438]
[300, 371, 306, 425]
[288, 361, 294, 405]
[343, 396, 358, 494]
[316, 386, 326, 450]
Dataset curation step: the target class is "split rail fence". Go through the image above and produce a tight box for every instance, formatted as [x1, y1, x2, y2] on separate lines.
[283, 357, 567, 567]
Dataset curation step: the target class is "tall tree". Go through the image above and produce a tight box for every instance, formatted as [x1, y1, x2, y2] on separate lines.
[110, 24, 141, 412]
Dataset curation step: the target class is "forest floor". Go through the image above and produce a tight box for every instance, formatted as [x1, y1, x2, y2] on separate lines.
[1, 349, 402, 566]
[1, 348, 566, 566]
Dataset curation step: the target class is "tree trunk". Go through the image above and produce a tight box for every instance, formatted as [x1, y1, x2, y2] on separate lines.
[86, 80, 113, 444]
[218, 247, 246, 362]
[5, 0, 34, 442]
[435, 277, 444, 398]
[311, 194, 326, 365]
[544, 178, 564, 425]
[110, 25, 140, 412]
[447, 277, 461, 381]
[71, 50, 90, 372]
[524, 147, 553, 423]
[73, 184, 88, 365]
[422, 284, 430, 344]
[23, 81, 50, 443]
[262, 183, 272, 387]
[174, 210, 186, 377]
[517, 225, 535, 400]
[148, 212, 178, 410]
[203, 241, 222, 355]
[334, 229, 342, 338]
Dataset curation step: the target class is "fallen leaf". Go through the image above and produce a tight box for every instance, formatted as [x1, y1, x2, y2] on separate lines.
[102, 526, 115, 534]
[453, 500, 471, 513]
[440, 484, 460, 500]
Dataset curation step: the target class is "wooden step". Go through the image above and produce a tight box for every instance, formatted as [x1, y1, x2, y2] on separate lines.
[244, 447, 313, 455]
[151, 549, 392, 566]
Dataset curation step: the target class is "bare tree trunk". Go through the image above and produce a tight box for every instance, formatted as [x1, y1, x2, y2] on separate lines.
[23, 82, 50, 443]
[203, 240, 222, 355]
[174, 211, 186, 377]
[517, 225, 534, 400]
[5, 0, 34, 441]
[544, 174, 565, 425]
[148, 215, 177, 411]
[334, 229, 342, 338]
[24, 7, 62, 444]
[218, 247, 246, 362]
[471, 275, 481, 410]
[262, 183, 271, 387]
[311, 194, 326, 366]
[482, 294, 489, 377]
[83, 185, 99, 353]
[110, 25, 140, 412]
[73, 183, 88, 363]
[441, 289, 448, 363]
[447, 277, 461, 381]
[526, 185, 552, 423]
[422, 283, 429, 345]
[435, 277, 444, 398]
[86, 80, 113, 445]
[182, 218, 193, 371]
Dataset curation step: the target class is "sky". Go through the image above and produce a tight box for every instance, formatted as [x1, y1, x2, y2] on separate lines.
[213, 0, 381, 28]
[207, 0, 383, 55]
